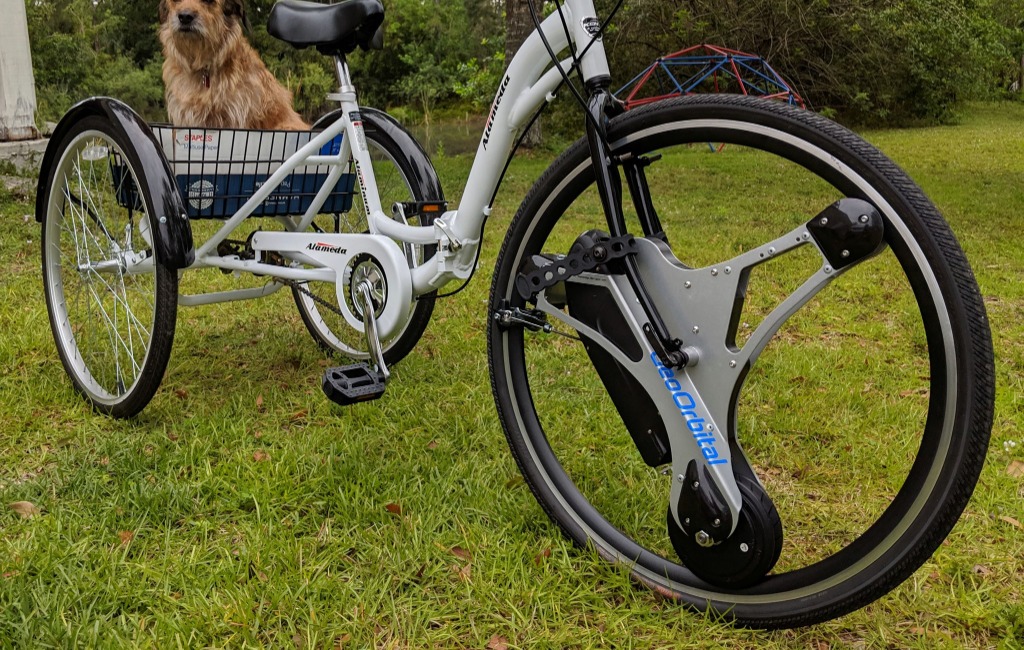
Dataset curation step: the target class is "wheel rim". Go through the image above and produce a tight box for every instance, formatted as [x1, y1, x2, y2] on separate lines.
[44, 130, 158, 406]
[494, 115, 961, 610]
[297, 138, 422, 358]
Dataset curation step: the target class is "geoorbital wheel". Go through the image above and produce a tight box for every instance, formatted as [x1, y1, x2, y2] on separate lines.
[293, 108, 440, 365]
[41, 115, 179, 418]
[487, 95, 994, 628]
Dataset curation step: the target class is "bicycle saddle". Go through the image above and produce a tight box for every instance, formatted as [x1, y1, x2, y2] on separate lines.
[268, 0, 384, 55]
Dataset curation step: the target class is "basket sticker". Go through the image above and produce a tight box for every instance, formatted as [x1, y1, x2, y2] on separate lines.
[174, 130, 220, 155]
[187, 179, 216, 210]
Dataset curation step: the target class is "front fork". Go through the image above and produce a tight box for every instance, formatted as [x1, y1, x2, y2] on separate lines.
[584, 86, 686, 369]
[582, 85, 743, 539]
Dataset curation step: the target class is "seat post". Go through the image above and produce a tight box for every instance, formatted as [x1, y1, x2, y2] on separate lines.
[333, 56, 356, 96]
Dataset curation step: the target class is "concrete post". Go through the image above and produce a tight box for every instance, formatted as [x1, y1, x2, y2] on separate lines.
[0, 0, 39, 142]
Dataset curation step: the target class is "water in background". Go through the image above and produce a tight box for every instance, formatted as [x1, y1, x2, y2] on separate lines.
[406, 116, 487, 157]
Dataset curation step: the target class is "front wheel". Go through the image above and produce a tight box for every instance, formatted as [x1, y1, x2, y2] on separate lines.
[487, 95, 993, 627]
[292, 109, 441, 365]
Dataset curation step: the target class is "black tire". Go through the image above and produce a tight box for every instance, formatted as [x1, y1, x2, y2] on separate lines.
[41, 115, 179, 418]
[293, 110, 438, 365]
[487, 95, 994, 628]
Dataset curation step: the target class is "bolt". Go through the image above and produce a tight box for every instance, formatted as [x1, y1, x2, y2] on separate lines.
[692, 326, 700, 335]
[711, 268, 719, 277]
[739, 543, 750, 553]
[712, 518, 721, 527]
[684, 281, 692, 289]
[859, 214, 870, 223]
[692, 481, 700, 490]
[684, 518, 691, 526]
[695, 530, 713, 548]
[159, 215, 167, 224]
[841, 249, 850, 258]
[729, 360, 737, 368]
[592, 245, 607, 261]
[820, 217, 829, 226]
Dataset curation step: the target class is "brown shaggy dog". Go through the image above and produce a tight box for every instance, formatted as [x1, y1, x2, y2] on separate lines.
[159, 0, 309, 130]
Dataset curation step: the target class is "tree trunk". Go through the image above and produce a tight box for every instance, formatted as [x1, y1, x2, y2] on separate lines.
[505, 0, 542, 148]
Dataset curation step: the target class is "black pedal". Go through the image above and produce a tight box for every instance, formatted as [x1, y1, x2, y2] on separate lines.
[322, 363, 387, 405]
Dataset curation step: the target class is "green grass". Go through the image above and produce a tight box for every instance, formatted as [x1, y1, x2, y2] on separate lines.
[2, 102, 1023, 648]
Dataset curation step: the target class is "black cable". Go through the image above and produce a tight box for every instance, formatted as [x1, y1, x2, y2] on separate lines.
[435, 102, 549, 300]
[526, 0, 599, 134]
[434, 0, 625, 301]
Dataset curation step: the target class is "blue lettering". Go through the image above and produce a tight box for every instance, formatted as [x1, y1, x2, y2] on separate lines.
[650, 352, 728, 465]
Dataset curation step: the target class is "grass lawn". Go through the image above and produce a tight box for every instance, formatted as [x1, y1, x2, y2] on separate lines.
[1, 102, 1022, 648]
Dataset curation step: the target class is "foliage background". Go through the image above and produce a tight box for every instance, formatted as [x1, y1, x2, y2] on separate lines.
[24, 0, 1024, 129]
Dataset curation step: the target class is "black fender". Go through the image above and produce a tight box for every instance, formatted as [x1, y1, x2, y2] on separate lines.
[36, 97, 195, 270]
[312, 106, 444, 204]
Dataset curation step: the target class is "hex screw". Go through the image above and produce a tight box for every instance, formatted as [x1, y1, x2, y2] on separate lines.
[684, 281, 692, 289]
[692, 326, 700, 335]
[859, 214, 869, 223]
[841, 249, 850, 258]
[729, 360, 737, 368]
[740, 543, 750, 553]
[711, 268, 719, 277]
[820, 217, 829, 226]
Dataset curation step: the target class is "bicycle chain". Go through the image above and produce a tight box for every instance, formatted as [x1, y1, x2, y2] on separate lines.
[281, 277, 348, 318]
[515, 231, 638, 301]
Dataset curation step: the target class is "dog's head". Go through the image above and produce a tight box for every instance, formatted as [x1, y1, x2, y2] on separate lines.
[159, 0, 250, 63]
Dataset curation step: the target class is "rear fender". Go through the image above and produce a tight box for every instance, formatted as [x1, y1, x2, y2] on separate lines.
[36, 97, 195, 270]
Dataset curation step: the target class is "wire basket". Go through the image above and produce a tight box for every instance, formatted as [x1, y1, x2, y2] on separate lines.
[144, 126, 356, 219]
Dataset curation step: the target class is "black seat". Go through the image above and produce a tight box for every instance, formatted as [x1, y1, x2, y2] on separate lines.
[268, 0, 385, 56]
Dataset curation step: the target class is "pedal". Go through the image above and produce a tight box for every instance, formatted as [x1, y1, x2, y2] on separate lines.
[322, 363, 387, 406]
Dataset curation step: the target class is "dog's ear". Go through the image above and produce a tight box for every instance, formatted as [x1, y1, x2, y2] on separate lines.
[223, 0, 251, 33]
[158, 0, 169, 24]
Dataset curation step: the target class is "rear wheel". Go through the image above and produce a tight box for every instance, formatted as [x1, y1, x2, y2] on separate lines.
[487, 95, 994, 627]
[41, 115, 178, 418]
[293, 110, 439, 365]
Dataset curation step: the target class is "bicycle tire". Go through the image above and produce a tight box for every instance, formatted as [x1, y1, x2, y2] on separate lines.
[487, 95, 994, 627]
[293, 109, 438, 365]
[41, 115, 179, 418]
